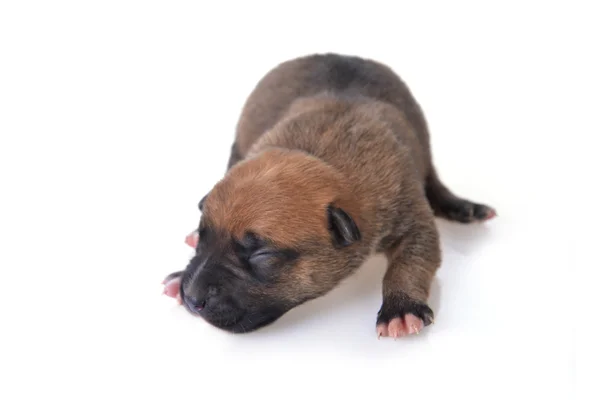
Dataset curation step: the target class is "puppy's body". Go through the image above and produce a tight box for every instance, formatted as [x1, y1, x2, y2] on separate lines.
[165, 54, 495, 336]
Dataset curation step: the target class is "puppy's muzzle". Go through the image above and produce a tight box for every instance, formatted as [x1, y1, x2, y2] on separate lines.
[181, 284, 223, 315]
[183, 294, 205, 313]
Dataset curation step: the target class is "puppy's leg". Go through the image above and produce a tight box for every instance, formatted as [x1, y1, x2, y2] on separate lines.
[425, 170, 496, 223]
[377, 207, 441, 338]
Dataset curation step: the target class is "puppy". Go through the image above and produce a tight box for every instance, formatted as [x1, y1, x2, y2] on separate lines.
[162, 53, 495, 337]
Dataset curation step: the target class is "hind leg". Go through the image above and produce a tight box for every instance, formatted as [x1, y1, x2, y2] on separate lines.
[425, 170, 496, 223]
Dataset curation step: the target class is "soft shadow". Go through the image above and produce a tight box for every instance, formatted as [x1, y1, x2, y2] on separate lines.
[428, 277, 442, 317]
[436, 219, 495, 255]
[248, 254, 388, 336]
[242, 258, 443, 341]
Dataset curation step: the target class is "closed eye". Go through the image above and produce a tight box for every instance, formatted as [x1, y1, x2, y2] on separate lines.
[249, 248, 299, 268]
[249, 251, 280, 267]
[235, 231, 300, 270]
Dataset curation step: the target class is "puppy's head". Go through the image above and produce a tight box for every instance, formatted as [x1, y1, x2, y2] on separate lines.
[180, 149, 363, 333]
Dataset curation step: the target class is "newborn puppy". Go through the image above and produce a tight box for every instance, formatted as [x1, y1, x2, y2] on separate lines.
[163, 53, 495, 337]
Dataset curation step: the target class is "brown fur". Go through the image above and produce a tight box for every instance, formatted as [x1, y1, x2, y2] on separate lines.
[174, 53, 495, 333]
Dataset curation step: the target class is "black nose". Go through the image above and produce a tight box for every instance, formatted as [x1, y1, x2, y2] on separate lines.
[184, 295, 206, 312]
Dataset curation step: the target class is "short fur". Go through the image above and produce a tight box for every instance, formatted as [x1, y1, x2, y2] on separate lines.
[168, 53, 495, 334]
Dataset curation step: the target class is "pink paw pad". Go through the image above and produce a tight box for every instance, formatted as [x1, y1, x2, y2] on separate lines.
[484, 208, 497, 220]
[162, 276, 182, 305]
[185, 230, 199, 248]
[377, 314, 425, 339]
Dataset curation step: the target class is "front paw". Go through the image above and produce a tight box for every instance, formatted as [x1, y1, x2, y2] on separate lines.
[185, 230, 199, 248]
[162, 271, 183, 305]
[376, 292, 434, 338]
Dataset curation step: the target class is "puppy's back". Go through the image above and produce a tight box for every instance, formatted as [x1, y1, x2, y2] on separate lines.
[233, 53, 431, 162]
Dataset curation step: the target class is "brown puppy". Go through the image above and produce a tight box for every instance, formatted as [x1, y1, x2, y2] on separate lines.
[163, 53, 495, 337]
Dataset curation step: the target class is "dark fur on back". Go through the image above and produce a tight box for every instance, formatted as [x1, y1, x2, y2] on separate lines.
[230, 54, 432, 173]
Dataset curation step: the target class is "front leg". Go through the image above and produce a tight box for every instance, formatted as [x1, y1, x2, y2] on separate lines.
[377, 202, 441, 338]
[163, 230, 200, 303]
[162, 229, 200, 305]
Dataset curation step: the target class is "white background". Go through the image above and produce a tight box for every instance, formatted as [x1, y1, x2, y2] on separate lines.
[0, 1, 597, 399]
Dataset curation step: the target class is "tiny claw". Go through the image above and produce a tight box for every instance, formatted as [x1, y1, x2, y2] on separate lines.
[485, 208, 497, 220]
[378, 333, 381, 340]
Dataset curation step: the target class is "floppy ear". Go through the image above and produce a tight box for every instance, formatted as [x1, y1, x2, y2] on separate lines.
[326, 203, 361, 248]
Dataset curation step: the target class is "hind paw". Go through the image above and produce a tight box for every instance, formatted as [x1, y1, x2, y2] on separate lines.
[439, 200, 496, 223]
